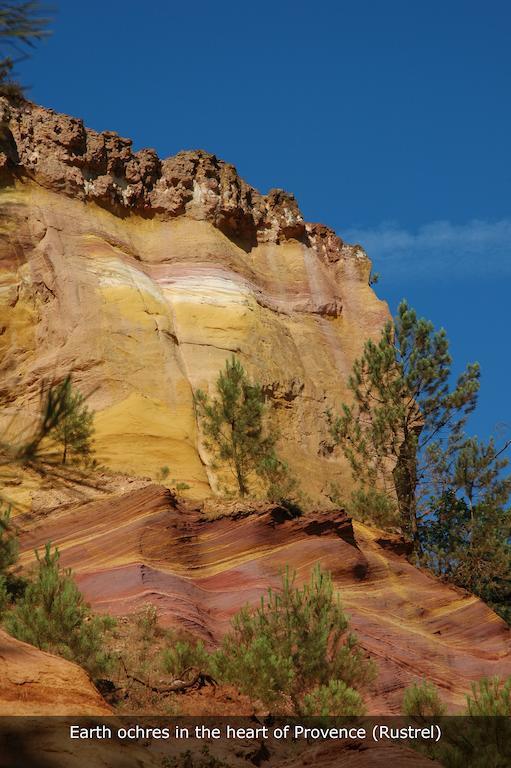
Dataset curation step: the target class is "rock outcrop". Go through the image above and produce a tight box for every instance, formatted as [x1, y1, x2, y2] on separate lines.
[0, 628, 110, 715]
[17, 485, 511, 714]
[0, 97, 388, 502]
[0, 98, 354, 254]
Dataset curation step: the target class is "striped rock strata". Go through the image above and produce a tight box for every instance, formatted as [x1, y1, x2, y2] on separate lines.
[17, 486, 511, 715]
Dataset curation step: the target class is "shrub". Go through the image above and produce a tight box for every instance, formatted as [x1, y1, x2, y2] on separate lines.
[4, 542, 114, 678]
[0, 504, 18, 574]
[465, 676, 511, 716]
[0, 504, 25, 606]
[347, 487, 399, 527]
[256, 453, 299, 505]
[0, 575, 8, 617]
[402, 677, 511, 767]
[402, 680, 447, 717]
[215, 564, 375, 714]
[302, 679, 365, 717]
[161, 639, 212, 677]
[155, 467, 190, 493]
[135, 603, 159, 644]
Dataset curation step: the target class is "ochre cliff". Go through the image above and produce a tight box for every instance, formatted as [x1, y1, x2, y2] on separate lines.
[0, 97, 388, 502]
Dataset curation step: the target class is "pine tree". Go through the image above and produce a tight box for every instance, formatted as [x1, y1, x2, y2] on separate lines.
[4, 542, 114, 678]
[0, 1, 51, 96]
[0, 502, 26, 609]
[328, 300, 480, 551]
[50, 378, 94, 465]
[194, 356, 277, 497]
[215, 565, 375, 714]
[0, 503, 17, 614]
[0, 503, 18, 576]
[402, 680, 447, 717]
[1, 375, 98, 507]
[465, 676, 511, 716]
[419, 436, 511, 622]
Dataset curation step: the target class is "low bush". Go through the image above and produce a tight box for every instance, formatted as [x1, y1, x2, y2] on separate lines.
[302, 679, 365, 717]
[215, 564, 375, 714]
[406, 676, 511, 767]
[402, 680, 446, 717]
[4, 543, 114, 678]
[136, 603, 159, 644]
[347, 487, 399, 527]
[0, 504, 26, 610]
[161, 639, 213, 677]
[465, 676, 511, 716]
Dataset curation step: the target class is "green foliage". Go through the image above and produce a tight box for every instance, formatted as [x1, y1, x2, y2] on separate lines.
[405, 677, 511, 767]
[135, 603, 159, 643]
[328, 482, 398, 527]
[302, 679, 365, 717]
[156, 465, 171, 483]
[439, 678, 511, 766]
[155, 466, 191, 494]
[420, 496, 511, 623]
[0, 575, 7, 615]
[0, 1, 51, 96]
[0, 503, 18, 574]
[345, 487, 399, 528]
[426, 434, 511, 518]
[1, 376, 72, 469]
[1, 375, 103, 508]
[332, 301, 510, 617]
[402, 680, 446, 717]
[194, 356, 283, 498]
[419, 436, 511, 623]
[256, 452, 300, 505]
[49, 378, 94, 465]
[327, 300, 480, 550]
[465, 676, 511, 716]
[161, 639, 212, 677]
[4, 542, 114, 678]
[215, 564, 375, 714]
[0, 503, 25, 608]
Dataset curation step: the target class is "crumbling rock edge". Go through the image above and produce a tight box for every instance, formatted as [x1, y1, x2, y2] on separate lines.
[0, 96, 366, 264]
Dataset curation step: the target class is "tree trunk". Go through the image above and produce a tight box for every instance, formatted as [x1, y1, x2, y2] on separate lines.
[236, 463, 247, 497]
[393, 436, 419, 553]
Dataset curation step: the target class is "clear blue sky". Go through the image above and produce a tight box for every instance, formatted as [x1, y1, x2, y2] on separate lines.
[16, 0, 511, 441]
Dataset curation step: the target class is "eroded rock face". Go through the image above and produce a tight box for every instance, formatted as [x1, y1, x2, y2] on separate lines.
[0, 97, 314, 246]
[17, 486, 511, 715]
[0, 629, 110, 715]
[0, 97, 389, 500]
